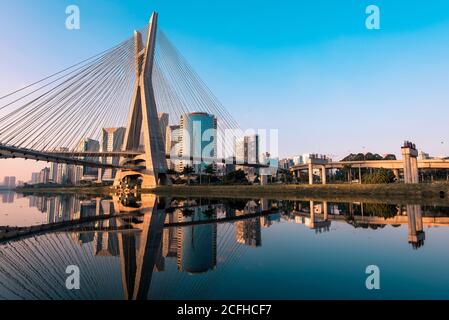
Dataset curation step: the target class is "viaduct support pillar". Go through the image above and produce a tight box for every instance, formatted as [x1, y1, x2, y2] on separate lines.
[401, 142, 419, 184]
[321, 165, 327, 185]
[308, 163, 314, 185]
[358, 166, 362, 184]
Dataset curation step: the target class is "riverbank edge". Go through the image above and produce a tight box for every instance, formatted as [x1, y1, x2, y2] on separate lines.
[14, 183, 449, 205]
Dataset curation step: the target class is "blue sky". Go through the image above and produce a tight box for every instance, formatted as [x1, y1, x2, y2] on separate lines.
[1, 0, 449, 179]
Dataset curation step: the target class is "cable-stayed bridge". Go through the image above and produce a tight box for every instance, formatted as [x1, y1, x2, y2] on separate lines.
[0, 12, 265, 188]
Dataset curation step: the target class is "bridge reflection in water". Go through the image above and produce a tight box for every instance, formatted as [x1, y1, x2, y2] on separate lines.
[0, 193, 449, 299]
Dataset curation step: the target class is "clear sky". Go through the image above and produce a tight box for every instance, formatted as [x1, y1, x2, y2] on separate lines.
[1, 0, 449, 181]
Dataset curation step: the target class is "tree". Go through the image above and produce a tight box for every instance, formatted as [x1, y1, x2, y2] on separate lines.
[204, 163, 216, 184]
[223, 169, 248, 184]
[182, 165, 194, 185]
[362, 168, 395, 184]
[383, 154, 397, 160]
[279, 170, 293, 184]
[204, 164, 216, 175]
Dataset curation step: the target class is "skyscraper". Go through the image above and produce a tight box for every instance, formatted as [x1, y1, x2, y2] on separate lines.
[73, 138, 100, 184]
[39, 168, 50, 184]
[2, 176, 16, 189]
[179, 112, 217, 173]
[98, 127, 125, 181]
[31, 172, 40, 184]
[236, 134, 260, 180]
[165, 125, 181, 170]
[49, 147, 72, 184]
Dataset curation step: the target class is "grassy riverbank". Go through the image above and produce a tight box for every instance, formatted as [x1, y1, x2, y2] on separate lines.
[15, 183, 449, 205]
[153, 182, 449, 197]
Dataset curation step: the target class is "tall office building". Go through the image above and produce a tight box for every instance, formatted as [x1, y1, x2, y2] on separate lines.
[73, 138, 100, 184]
[260, 152, 279, 177]
[31, 172, 40, 184]
[235, 134, 260, 179]
[293, 155, 303, 166]
[39, 168, 50, 184]
[2, 176, 16, 188]
[49, 147, 73, 184]
[179, 112, 217, 173]
[98, 127, 126, 182]
[165, 125, 181, 170]
[236, 134, 259, 164]
[279, 158, 294, 170]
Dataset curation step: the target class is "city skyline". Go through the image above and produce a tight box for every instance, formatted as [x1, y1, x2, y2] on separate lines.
[1, 1, 449, 180]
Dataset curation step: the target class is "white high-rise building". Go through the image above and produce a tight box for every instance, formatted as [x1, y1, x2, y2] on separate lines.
[235, 134, 260, 179]
[73, 138, 100, 184]
[49, 147, 72, 184]
[98, 128, 126, 182]
[166, 125, 181, 170]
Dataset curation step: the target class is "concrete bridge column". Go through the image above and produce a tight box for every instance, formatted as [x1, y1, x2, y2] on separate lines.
[308, 163, 314, 185]
[401, 142, 419, 184]
[358, 166, 362, 184]
[411, 156, 419, 183]
[321, 166, 327, 185]
[260, 175, 268, 185]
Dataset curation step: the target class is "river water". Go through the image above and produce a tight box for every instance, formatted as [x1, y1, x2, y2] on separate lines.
[1, 191, 449, 300]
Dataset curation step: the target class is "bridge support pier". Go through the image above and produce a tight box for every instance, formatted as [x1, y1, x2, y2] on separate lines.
[321, 165, 327, 185]
[358, 166, 362, 184]
[308, 163, 314, 185]
[401, 141, 419, 184]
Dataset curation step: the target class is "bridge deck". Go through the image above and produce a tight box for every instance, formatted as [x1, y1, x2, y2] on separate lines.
[0, 144, 269, 169]
[290, 159, 449, 171]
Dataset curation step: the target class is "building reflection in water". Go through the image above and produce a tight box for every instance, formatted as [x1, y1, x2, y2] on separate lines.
[0, 193, 446, 299]
[235, 200, 261, 247]
[1, 191, 14, 204]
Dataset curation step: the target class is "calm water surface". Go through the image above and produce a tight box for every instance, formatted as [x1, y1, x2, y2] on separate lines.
[1, 191, 449, 300]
